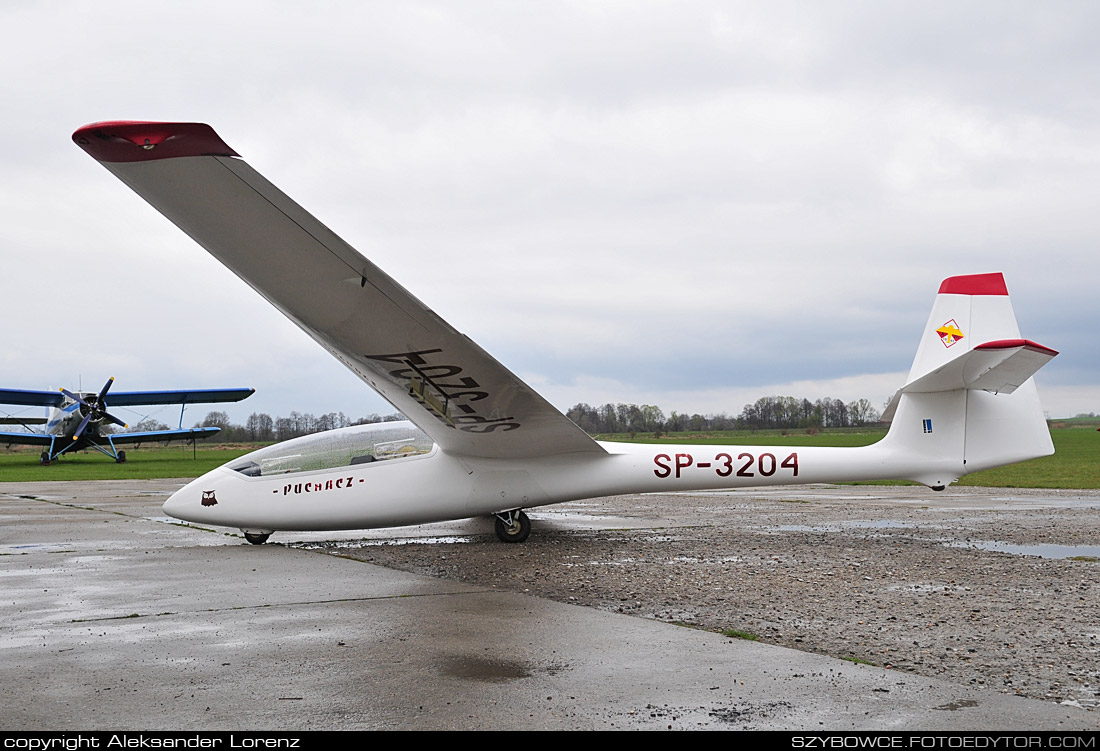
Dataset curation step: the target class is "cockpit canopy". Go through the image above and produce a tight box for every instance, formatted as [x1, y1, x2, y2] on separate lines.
[227, 420, 434, 477]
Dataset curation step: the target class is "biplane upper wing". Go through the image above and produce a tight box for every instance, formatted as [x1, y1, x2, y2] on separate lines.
[0, 388, 66, 408]
[105, 388, 255, 407]
[0, 386, 252, 409]
[73, 122, 604, 461]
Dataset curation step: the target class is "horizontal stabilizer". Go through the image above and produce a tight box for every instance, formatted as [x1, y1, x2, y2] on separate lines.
[902, 339, 1056, 395]
[882, 339, 1057, 421]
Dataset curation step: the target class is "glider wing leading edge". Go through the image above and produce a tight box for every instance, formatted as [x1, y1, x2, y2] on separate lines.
[72, 122, 602, 463]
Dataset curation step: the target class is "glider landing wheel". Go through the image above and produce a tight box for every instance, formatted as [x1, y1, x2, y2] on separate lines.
[243, 532, 271, 545]
[115, 450, 127, 464]
[493, 510, 531, 544]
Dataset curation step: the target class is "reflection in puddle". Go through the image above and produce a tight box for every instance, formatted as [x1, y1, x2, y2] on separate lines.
[305, 536, 471, 549]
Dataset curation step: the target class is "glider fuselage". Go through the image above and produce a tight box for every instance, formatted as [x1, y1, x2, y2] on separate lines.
[164, 419, 954, 533]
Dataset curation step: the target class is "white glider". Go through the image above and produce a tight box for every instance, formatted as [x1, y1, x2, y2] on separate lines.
[73, 122, 1057, 544]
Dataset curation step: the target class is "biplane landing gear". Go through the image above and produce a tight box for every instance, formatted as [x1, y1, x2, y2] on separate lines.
[493, 509, 531, 543]
[40, 451, 51, 466]
[243, 531, 271, 545]
[115, 450, 126, 464]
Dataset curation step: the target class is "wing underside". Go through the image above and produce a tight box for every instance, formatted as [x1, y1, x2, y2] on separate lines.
[74, 122, 604, 460]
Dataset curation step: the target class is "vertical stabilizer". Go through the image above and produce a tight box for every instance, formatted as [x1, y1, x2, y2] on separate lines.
[881, 273, 1055, 488]
[906, 272, 1017, 382]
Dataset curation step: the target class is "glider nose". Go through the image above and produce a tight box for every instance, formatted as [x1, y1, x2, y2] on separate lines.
[162, 489, 191, 521]
[162, 479, 215, 523]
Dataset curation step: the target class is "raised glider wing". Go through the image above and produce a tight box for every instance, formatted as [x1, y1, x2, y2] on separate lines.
[73, 121, 1058, 544]
[0, 376, 254, 463]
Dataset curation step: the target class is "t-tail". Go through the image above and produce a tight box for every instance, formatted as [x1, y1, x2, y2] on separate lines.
[879, 272, 1056, 489]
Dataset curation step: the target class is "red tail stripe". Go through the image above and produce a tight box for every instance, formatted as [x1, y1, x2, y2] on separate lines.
[938, 273, 1009, 296]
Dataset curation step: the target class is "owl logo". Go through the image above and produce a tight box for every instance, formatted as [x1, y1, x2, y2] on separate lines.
[201, 490, 218, 507]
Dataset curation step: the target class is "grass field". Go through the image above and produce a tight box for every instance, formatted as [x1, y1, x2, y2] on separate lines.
[0, 445, 256, 483]
[0, 423, 1095, 488]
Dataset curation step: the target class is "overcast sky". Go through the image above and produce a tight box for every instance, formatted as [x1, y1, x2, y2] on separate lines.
[1, 1, 1097, 429]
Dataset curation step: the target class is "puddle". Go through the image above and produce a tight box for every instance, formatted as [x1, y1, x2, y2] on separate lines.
[890, 583, 969, 593]
[537, 511, 616, 523]
[305, 536, 472, 549]
[670, 555, 744, 564]
[560, 557, 642, 567]
[771, 521, 916, 532]
[1, 494, 65, 501]
[146, 516, 194, 526]
[0, 543, 78, 554]
[768, 520, 1100, 560]
[950, 540, 1100, 560]
[933, 699, 979, 711]
[439, 655, 566, 682]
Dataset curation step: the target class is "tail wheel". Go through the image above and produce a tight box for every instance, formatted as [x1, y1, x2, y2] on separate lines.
[493, 510, 531, 543]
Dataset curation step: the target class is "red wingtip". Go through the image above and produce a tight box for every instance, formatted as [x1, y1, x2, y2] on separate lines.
[938, 272, 1009, 296]
[72, 121, 238, 163]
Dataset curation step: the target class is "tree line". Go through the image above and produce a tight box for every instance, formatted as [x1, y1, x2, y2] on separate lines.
[566, 396, 881, 436]
[128, 410, 404, 442]
[128, 394, 882, 443]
